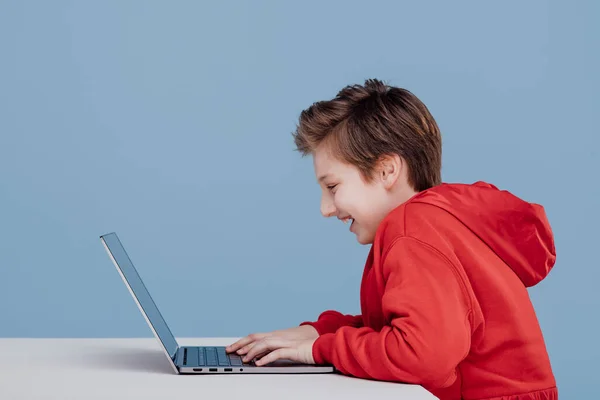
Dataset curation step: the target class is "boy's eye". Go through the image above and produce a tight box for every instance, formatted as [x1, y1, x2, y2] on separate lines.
[327, 184, 338, 191]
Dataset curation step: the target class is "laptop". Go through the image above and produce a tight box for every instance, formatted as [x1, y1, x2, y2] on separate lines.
[100, 232, 335, 375]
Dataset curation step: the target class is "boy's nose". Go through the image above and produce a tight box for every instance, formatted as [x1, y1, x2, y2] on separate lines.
[321, 199, 336, 218]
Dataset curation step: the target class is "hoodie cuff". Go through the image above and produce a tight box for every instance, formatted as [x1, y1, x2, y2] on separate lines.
[312, 333, 335, 365]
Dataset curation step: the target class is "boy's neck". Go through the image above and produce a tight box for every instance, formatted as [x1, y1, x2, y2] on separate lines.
[390, 184, 418, 209]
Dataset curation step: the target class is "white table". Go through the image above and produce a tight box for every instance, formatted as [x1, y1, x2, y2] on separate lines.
[0, 338, 436, 400]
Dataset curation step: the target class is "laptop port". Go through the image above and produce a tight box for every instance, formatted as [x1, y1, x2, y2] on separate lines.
[224, 368, 232, 372]
[209, 368, 218, 372]
[193, 368, 203, 372]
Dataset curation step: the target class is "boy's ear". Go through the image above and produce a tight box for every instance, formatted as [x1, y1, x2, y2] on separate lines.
[377, 154, 402, 190]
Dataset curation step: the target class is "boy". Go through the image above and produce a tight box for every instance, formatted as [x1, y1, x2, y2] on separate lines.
[226, 79, 557, 400]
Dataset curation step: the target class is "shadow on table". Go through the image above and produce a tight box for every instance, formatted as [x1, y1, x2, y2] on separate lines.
[81, 347, 175, 375]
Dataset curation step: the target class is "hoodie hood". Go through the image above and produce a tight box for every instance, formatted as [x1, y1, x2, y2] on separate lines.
[411, 181, 556, 287]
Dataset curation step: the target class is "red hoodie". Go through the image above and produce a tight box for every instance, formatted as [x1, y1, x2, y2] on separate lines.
[301, 181, 557, 400]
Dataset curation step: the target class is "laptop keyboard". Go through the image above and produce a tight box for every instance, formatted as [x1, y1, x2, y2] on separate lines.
[183, 347, 244, 367]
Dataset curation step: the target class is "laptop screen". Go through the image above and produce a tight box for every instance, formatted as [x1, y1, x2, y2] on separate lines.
[100, 232, 179, 360]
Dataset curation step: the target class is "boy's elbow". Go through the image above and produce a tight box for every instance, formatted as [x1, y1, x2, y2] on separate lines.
[414, 359, 458, 388]
[401, 351, 458, 388]
[385, 330, 462, 388]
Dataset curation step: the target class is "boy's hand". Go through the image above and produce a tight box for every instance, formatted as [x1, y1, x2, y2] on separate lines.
[242, 337, 317, 366]
[226, 325, 319, 365]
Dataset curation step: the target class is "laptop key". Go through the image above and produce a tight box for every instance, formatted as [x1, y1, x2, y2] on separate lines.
[198, 347, 206, 366]
[205, 347, 218, 366]
[217, 347, 230, 366]
[185, 347, 199, 367]
[229, 354, 243, 366]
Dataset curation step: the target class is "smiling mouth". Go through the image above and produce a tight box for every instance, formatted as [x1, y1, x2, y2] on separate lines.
[340, 216, 355, 231]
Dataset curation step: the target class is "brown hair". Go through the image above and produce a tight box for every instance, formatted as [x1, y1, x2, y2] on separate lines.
[292, 79, 442, 192]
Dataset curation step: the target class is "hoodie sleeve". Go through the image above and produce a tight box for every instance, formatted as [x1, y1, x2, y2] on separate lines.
[311, 237, 472, 388]
[300, 311, 363, 335]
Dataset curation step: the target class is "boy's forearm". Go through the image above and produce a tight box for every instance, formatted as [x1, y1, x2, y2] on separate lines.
[311, 318, 469, 388]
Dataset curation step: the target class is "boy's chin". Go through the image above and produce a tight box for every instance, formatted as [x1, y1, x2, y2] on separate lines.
[354, 230, 375, 245]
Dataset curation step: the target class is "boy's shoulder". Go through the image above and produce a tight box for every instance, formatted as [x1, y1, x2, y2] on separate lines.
[376, 200, 454, 250]
[375, 184, 468, 254]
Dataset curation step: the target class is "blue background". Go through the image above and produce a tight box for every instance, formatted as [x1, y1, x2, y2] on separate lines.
[0, 0, 597, 397]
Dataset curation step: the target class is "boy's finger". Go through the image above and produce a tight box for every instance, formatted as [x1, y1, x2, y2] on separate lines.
[226, 333, 264, 352]
[255, 348, 291, 366]
[225, 336, 252, 352]
[236, 342, 257, 355]
[226, 339, 246, 352]
[251, 349, 270, 362]
[243, 339, 276, 362]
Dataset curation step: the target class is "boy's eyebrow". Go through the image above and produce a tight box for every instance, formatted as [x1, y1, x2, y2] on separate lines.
[318, 174, 331, 183]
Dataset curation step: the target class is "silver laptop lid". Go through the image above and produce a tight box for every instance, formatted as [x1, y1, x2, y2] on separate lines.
[100, 232, 179, 371]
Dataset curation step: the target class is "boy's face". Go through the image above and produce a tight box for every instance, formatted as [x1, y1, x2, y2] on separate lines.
[313, 144, 411, 245]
